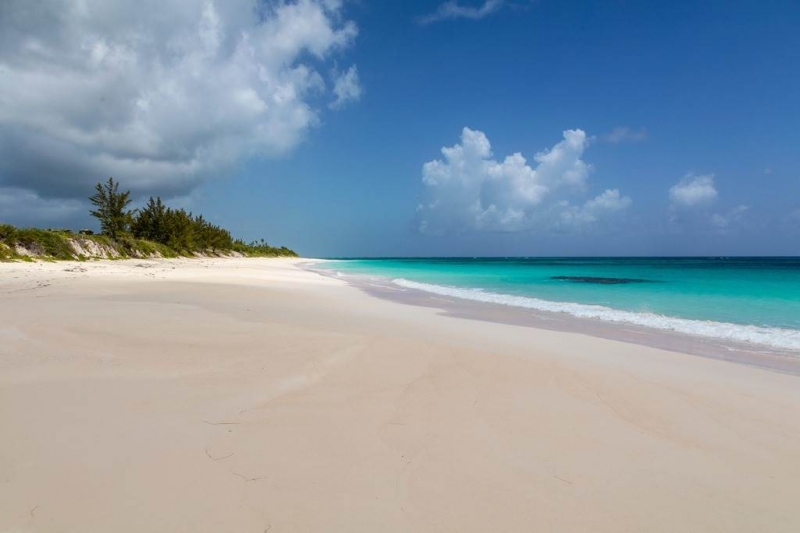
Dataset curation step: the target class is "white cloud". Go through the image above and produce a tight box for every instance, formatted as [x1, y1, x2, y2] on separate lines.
[669, 174, 718, 208]
[0, 0, 359, 207]
[711, 205, 748, 231]
[553, 190, 632, 233]
[417, 127, 630, 234]
[418, 0, 505, 25]
[602, 126, 648, 144]
[667, 173, 749, 232]
[329, 65, 362, 109]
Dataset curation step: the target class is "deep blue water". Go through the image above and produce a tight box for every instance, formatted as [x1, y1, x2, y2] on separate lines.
[317, 257, 800, 351]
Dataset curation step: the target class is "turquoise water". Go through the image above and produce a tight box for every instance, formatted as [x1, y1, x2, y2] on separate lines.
[317, 258, 800, 351]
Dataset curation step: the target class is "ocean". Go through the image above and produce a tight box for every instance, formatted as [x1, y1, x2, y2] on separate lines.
[315, 257, 800, 353]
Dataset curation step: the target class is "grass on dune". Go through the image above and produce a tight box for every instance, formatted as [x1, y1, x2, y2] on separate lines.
[0, 223, 297, 262]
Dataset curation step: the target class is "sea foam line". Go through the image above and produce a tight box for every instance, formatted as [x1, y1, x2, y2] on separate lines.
[392, 278, 800, 352]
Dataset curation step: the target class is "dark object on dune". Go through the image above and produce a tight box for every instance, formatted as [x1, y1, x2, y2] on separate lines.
[78, 229, 94, 235]
[551, 276, 653, 285]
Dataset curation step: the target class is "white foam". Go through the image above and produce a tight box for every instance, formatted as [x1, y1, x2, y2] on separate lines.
[392, 278, 800, 353]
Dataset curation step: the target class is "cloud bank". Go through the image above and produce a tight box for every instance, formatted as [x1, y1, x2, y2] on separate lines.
[417, 128, 631, 234]
[418, 0, 505, 25]
[0, 0, 360, 220]
[0, 187, 84, 226]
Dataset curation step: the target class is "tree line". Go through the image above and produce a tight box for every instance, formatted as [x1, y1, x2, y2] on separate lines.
[88, 178, 296, 256]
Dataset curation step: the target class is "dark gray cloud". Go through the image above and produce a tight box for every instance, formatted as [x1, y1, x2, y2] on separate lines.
[0, 0, 360, 224]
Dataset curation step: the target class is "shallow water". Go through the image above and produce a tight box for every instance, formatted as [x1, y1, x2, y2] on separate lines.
[317, 258, 800, 352]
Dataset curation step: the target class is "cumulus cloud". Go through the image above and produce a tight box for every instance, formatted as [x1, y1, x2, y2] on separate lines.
[418, 0, 505, 24]
[669, 174, 718, 208]
[417, 127, 631, 234]
[602, 126, 648, 144]
[0, 0, 360, 219]
[667, 173, 748, 232]
[329, 65, 362, 109]
[554, 189, 632, 232]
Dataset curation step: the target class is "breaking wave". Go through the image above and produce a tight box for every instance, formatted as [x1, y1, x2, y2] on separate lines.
[392, 278, 800, 352]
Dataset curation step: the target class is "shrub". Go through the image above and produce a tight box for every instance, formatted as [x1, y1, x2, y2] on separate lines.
[0, 179, 298, 261]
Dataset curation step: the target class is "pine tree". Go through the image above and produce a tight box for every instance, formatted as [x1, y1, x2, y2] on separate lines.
[89, 177, 132, 240]
[131, 196, 168, 243]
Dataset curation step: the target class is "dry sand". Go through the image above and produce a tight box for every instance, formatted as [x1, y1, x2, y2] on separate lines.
[1, 258, 799, 532]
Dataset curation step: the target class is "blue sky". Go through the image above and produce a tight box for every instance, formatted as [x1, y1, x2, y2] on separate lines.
[1, 0, 799, 256]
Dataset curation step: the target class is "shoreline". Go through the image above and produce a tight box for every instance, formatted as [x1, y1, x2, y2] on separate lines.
[305, 261, 800, 376]
[2, 257, 800, 531]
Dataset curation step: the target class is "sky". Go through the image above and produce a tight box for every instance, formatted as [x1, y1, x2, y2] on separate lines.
[1, 0, 799, 257]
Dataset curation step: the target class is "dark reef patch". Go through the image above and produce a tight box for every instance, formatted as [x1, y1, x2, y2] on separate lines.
[551, 276, 654, 285]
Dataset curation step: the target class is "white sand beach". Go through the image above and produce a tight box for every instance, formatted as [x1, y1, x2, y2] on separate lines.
[1, 258, 799, 532]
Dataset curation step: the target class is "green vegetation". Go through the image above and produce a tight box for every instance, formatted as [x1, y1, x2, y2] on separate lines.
[130, 197, 239, 253]
[0, 179, 297, 261]
[89, 177, 133, 241]
[232, 238, 298, 258]
[1, 225, 75, 260]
